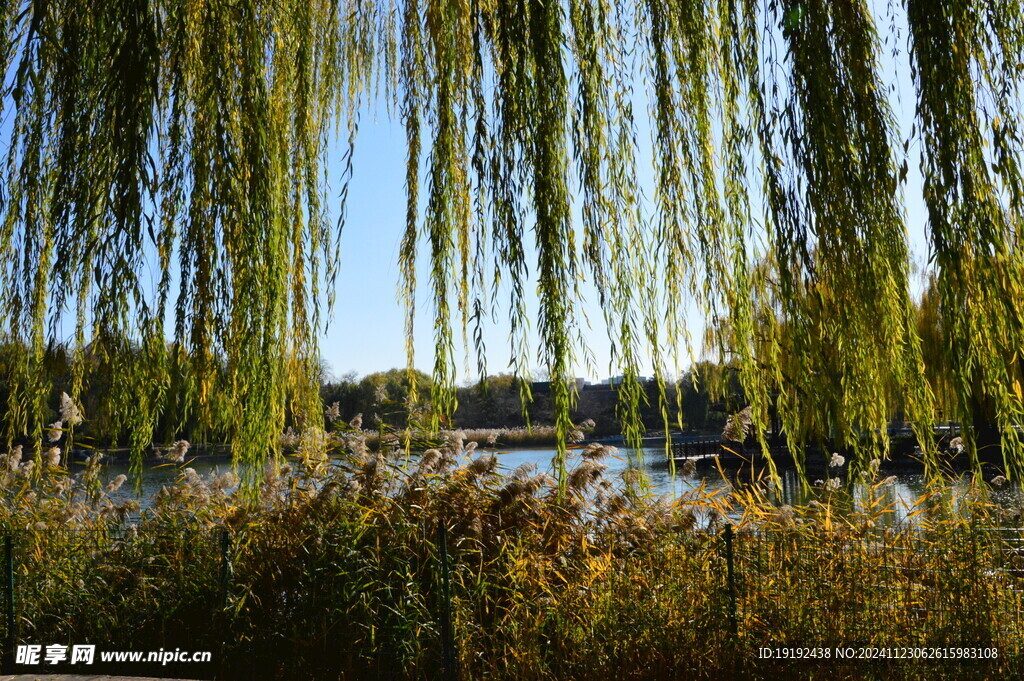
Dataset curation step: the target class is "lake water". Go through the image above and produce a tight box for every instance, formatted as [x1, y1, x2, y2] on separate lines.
[492, 448, 1024, 524]
[95, 446, 1024, 524]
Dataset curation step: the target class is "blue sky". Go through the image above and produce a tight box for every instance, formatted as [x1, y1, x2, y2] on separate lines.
[320, 6, 932, 385]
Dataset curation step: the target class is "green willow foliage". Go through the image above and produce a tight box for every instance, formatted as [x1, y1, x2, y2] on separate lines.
[2, 0, 1024, 483]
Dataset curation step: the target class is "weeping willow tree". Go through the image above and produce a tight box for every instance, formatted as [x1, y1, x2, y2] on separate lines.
[2, 0, 1024, 484]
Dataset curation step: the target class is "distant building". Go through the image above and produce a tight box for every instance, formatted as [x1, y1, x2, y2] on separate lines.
[530, 376, 652, 394]
[598, 375, 650, 388]
[529, 378, 588, 394]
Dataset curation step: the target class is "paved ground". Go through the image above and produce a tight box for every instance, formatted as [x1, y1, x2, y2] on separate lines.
[1, 676, 200, 680]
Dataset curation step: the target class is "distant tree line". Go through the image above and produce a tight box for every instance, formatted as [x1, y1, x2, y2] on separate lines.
[320, 363, 745, 438]
[0, 336, 746, 449]
[0, 341, 237, 450]
[2, 335, 939, 454]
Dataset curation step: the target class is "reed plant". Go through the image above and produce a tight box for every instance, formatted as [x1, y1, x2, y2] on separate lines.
[1, 428, 1022, 680]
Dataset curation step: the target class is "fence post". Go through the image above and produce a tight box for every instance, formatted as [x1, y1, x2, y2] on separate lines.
[217, 529, 232, 680]
[969, 517, 982, 641]
[219, 529, 232, 611]
[4, 535, 13, 675]
[437, 522, 457, 681]
[724, 525, 738, 636]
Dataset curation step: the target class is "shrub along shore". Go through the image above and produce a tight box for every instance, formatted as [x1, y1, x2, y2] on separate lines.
[1, 427, 1022, 680]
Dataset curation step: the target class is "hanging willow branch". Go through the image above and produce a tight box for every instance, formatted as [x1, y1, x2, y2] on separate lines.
[3, 0, 1024, 484]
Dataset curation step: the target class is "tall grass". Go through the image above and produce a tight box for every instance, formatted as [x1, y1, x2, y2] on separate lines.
[1, 432, 1023, 680]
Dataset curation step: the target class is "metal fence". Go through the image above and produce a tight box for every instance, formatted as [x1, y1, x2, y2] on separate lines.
[722, 526, 1024, 647]
[1, 523, 1023, 679]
